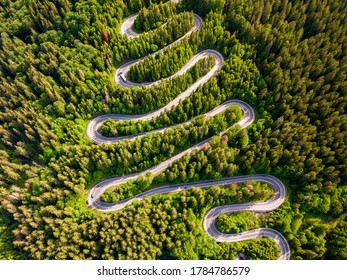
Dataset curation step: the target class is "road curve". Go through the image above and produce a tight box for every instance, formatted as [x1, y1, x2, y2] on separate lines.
[86, 5, 291, 260]
[203, 175, 290, 260]
[116, 12, 204, 88]
[87, 99, 252, 144]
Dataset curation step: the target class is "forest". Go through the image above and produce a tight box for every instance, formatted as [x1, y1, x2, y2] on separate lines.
[0, 0, 346, 260]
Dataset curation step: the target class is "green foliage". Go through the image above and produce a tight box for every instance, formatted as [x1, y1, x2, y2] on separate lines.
[326, 219, 347, 259]
[0, 0, 346, 260]
[219, 238, 280, 260]
[100, 55, 215, 122]
[100, 108, 242, 203]
[100, 177, 275, 259]
[129, 35, 195, 82]
[124, 0, 163, 13]
[100, 98, 238, 139]
[134, 1, 176, 33]
[183, 0, 226, 16]
[217, 211, 262, 234]
[0, 211, 26, 260]
[112, 11, 195, 64]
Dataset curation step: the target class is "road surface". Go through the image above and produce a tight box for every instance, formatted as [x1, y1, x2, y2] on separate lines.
[86, 4, 291, 260]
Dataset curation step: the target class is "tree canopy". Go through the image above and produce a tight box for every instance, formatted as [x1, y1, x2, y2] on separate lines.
[0, 0, 346, 260]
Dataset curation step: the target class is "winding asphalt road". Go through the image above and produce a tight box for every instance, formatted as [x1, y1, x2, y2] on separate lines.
[116, 12, 204, 88]
[87, 3, 291, 260]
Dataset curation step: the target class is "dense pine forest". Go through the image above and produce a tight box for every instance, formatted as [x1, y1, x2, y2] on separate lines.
[0, 0, 346, 260]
